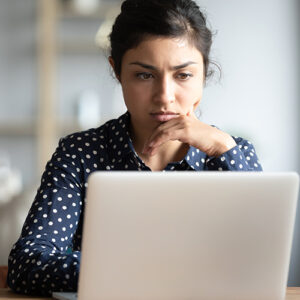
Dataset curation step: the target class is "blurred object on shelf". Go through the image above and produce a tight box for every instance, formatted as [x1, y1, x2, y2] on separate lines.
[0, 152, 22, 206]
[77, 89, 102, 130]
[73, 0, 101, 15]
[57, 0, 122, 50]
[95, 4, 121, 49]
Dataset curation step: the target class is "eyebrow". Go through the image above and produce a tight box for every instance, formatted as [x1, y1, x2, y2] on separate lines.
[129, 61, 197, 70]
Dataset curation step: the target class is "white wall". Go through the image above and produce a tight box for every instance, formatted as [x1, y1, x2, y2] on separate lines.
[196, 0, 300, 284]
[197, 0, 299, 172]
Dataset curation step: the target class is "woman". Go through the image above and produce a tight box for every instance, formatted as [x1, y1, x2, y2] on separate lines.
[7, 0, 262, 295]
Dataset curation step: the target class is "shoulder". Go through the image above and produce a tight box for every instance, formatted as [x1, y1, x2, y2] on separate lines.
[60, 113, 129, 148]
[231, 136, 255, 151]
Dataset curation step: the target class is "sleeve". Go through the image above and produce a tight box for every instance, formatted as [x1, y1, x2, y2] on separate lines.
[205, 137, 263, 171]
[7, 137, 85, 296]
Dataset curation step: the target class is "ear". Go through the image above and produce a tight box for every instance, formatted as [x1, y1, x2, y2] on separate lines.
[108, 56, 121, 82]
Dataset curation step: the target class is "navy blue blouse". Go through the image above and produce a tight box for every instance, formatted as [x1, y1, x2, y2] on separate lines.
[7, 112, 262, 295]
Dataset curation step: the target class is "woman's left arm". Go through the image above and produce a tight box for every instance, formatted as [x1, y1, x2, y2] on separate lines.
[143, 113, 262, 171]
[204, 136, 263, 171]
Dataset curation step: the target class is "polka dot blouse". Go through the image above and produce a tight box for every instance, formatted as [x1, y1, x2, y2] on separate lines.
[7, 112, 262, 295]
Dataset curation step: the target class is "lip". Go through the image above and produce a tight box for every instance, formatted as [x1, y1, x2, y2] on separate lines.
[150, 111, 180, 122]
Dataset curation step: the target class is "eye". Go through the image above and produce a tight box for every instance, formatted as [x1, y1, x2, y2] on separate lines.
[136, 72, 154, 80]
[177, 73, 193, 80]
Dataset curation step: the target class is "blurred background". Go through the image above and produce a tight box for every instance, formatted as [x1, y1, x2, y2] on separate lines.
[0, 0, 299, 285]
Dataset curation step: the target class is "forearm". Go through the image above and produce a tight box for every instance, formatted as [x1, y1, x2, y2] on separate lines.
[7, 238, 81, 296]
[205, 138, 262, 171]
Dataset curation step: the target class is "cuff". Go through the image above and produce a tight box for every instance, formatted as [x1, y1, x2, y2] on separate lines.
[206, 145, 250, 171]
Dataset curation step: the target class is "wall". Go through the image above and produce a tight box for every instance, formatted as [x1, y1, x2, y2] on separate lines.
[198, 0, 299, 172]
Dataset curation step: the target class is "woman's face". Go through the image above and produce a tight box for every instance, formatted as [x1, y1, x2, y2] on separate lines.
[116, 36, 205, 134]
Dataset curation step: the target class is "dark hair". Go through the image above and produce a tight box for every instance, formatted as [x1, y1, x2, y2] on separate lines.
[109, 0, 218, 82]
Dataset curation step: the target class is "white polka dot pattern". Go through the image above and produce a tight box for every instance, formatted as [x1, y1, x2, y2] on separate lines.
[7, 112, 262, 296]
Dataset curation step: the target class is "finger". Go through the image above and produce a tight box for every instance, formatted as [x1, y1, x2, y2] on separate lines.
[143, 125, 185, 154]
[147, 129, 185, 156]
[143, 118, 184, 150]
[187, 107, 198, 119]
[148, 121, 185, 147]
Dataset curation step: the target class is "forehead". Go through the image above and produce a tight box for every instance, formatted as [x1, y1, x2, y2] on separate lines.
[122, 36, 203, 66]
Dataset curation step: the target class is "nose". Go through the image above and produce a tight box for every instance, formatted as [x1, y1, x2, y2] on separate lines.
[153, 76, 175, 105]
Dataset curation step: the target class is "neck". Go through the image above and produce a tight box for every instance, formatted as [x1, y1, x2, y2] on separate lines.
[130, 121, 189, 171]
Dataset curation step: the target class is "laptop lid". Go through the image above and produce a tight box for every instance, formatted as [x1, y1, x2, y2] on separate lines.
[78, 172, 299, 300]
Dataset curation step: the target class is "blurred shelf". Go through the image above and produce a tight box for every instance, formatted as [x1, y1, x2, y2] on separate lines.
[58, 41, 102, 54]
[58, 118, 108, 136]
[58, 119, 81, 136]
[0, 120, 82, 137]
[0, 123, 36, 137]
[0, 0, 120, 180]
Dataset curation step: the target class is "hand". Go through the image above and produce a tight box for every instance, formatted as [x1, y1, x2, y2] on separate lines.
[143, 110, 237, 157]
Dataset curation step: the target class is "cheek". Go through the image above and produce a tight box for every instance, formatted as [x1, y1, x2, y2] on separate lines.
[178, 84, 203, 105]
[190, 80, 203, 101]
[121, 83, 146, 111]
[122, 81, 151, 103]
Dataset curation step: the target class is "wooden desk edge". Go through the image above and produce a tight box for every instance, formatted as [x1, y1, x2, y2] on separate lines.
[0, 287, 300, 299]
[0, 288, 52, 299]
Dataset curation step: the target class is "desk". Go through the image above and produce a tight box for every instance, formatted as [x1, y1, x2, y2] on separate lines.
[1, 288, 300, 299]
[0, 289, 51, 299]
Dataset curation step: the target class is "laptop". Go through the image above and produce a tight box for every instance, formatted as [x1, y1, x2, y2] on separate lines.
[53, 172, 299, 300]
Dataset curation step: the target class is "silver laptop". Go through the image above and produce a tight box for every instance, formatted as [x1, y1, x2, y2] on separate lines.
[53, 172, 299, 300]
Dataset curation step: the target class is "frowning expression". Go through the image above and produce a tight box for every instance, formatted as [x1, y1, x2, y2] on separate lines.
[117, 36, 205, 133]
